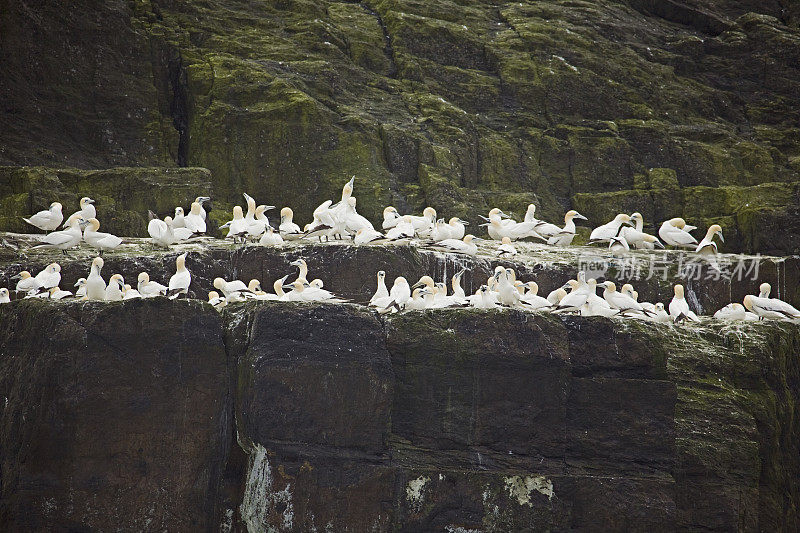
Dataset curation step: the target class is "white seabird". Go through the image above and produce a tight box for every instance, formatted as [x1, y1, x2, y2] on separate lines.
[497, 237, 517, 256]
[195, 196, 211, 221]
[74, 278, 87, 298]
[24, 202, 63, 232]
[370, 271, 389, 305]
[278, 207, 304, 240]
[184, 202, 207, 234]
[695, 224, 723, 255]
[213, 277, 254, 302]
[588, 214, 633, 244]
[382, 206, 401, 230]
[714, 303, 747, 320]
[83, 218, 123, 254]
[384, 215, 415, 241]
[167, 252, 191, 298]
[122, 284, 142, 300]
[651, 302, 671, 323]
[409, 207, 437, 237]
[290, 258, 309, 284]
[668, 284, 699, 322]
[743, 293, 800, 321]
[173, 207, 186, 228]
[85, 257, 107, 301]
[602, 281, 650, 316]
[609, 235, 630, 253]
[223, 206, 249, 243]
[520, 281, 550, 310]
[31, 213, 84, 254]
[148, 212, 177, 247]
[547, 210, 588, 246]
[304, 279, 347, 303]
[64, 197, 95, 227]
[405, 287, 429, 311]
[49, 286, 74, 300]
[105, 274, 125, 301]
[259, 226, 284, 246]
[553, 272, 591, 313]
[430, 234, 477, 256]
[470, 285, 498, 309]
[344, 197, 374, 234]
[354, 228, 386, 245]
[623, 213, 664, 249]
[12, 270, 42, 295]
[446, 217, 468, 240]
[370, 276, 411, 313]
[208, 291, 227, 309]
[34, 262, 61, 290]
[138, 272, 167, 298]
[658, 218, 697, 248]
[0, 288, 9, 304]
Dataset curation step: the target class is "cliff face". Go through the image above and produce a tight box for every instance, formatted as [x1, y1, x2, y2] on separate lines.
[1, 0, 800, 252]
[1, 296, 798, 531]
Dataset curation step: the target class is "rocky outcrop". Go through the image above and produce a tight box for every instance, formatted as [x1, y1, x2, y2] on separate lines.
[1, 298, 798, 531]
[1, 2, 800, 253]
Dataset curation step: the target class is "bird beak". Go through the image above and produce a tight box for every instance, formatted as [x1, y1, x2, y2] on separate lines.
[654, 240, 665, 248]
[74, 280, 82, 287]
[263, 205, 276, 211]
[290, 260, 303, 266]
[717, 232, 724, 242]
[411, 281, 425, 289]
[199, 196, 211, 202]
[624, 220, 634, 226]
[478, 223, 490, 227]
[575, 213, 588, 221]
[243, 193, 253, 202]
[457, 267, 467, 277]
[11, 273, 21, 280]
[219, 222, 231, 229]
[478, 215, 490, 221]
[459, 219, 469, 225]
[499, 211, 511, 219]
[87, 199, 95, 204]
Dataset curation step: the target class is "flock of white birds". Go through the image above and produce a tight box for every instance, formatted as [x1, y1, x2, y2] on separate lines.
[2, 177, 798, 322]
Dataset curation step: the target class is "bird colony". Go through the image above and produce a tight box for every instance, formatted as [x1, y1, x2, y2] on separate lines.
[3, 178, 798, 323]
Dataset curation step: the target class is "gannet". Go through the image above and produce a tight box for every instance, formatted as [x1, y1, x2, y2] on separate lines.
[223, 206, 249, 243]
[122, 284, 141, 300]
[167, 253, 191, 298]
[495, 267, 521, 307]
[281, 280, 308, 302]
[304, 279, 347, 303]
[64, 197, 95, 227]
[651, 303, 671, 323]
[370, 276, 410, 313]
[658, 218, 697, 248]
[137, 272, 167, 298]
[248, 279, 266, 297]
[497, 237, 517, 256]
[34, 263, 61, 290]
[208, 291, 227, 309]
[267, 275, 290, 301]
[12, 271, 42, 295]
[548, 279, 577, 305]
[104, 274, 124, 301]
[24, 289, 50, 299]
[246, 205, 271, 240]
[259, 226, 284, 246]
[743, 294, 800, 321]
[31, 213, 84, 254]
[83, 218, 123, 254]
[609, 235, 630, 252]
[621, 284, 654, 312]
[520, 282, 550, 309]
[405, 287, 429, 310]
[173, 207, 186, 228]
[385, 215, 415, 241]
[184, 202, 207, 234]
[523, 204, 538, 224]
[447, 217, 468, 240]
[290, 258, 309, 283]
[148, 212, 177, 247]
[85, 257, 106, 301]
[304, 200, 337, 242]
[759, 282, 771, 298]
[588, 214, 632, 244]
[195, 196, 211, 220]
[546, 210, 587, 246]
[714, 303, 747, 320]
[470, 285, 498, 309]
[602, 281, 650, 316]
[622, 213, 663, 249]
[447, 268, 468, 306]
[344, 197, 374, 234]
[412, 275, 435, 292]
[382, 206, 401, 230]
[554, 273, 592, 313]
[431, 234, 477, 256]
[213, 277, 254, 302]
[668, 284, 699, 322]
[74, 278, 87, 298]
[485, 215, 544, 242]
[24, 202, 63, 232]
[0, 288, 10, 303]
[696, 224, 723, 255]
[370, 271, 389, 305]
[481, 207, 514, 226]
[409, 207, 437, 236]
[354, 228, 386, 245]
[431, 219, 451, 242]
[279, 207, 303, 240]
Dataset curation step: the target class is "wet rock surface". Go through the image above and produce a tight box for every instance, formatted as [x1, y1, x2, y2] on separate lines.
[0, 294, 798, 530]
